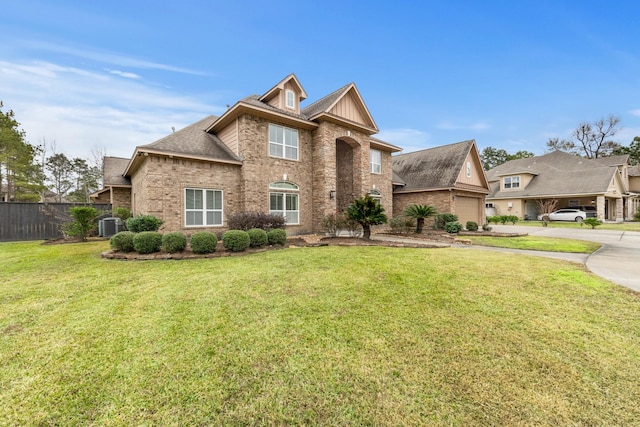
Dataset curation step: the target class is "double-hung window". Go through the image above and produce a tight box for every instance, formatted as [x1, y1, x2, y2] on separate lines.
[370, 149, 381, 174]
[285, 90, 295, 109]
[269, 181, 299, 225]
[269, 124, 298, 160]
[504, 176, 520, 189]
[185, 188, 223, 226]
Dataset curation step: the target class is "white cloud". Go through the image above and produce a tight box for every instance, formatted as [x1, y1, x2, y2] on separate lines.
[109, 70, 141, 79]
[0, 60, 223, 160]
[629, 109, 640, 118]
[21, 40, 207, 76]
[377, 128, 431, 154]
[436, 120, 491, 132]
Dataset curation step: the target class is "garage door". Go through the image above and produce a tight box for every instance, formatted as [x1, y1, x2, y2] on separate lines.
[455, 196, 481, 226]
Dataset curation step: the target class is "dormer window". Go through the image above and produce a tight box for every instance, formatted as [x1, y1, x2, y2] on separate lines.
[504, 176, 520, 189]
[285, 90, 295, 109]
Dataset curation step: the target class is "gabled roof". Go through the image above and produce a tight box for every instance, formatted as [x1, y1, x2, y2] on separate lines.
[259, 73, 307, 103]
[392, 140, 484, 192]
[103, 157, 131, 186]
[125, 115, 243, 176]
[302, 83, 378, 133]
[629, 165, 640, 177]
[486, 151, 623, 198]
[591, 154, 629, 167]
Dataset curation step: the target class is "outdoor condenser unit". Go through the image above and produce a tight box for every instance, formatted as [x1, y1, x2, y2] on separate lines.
[99, 218, 121, 237]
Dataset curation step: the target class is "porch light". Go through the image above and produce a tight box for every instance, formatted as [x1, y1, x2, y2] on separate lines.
[329, 190, 336, 200]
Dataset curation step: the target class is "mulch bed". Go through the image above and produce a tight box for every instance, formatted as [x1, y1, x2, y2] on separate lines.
[46, 229, 527, 260]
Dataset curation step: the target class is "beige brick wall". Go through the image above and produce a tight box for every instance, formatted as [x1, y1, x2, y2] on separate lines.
[237, 114, 315, 234]
[125, 114, 396, 235]
[130, 155, 242, 234]
[393, 191, 452, 227]
[111, 188, 131, 210]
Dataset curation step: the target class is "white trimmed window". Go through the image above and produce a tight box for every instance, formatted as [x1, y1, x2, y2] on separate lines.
[504, 176, 520, 189]
[285, 90, 295, 109]
[185, 188, 223, 226]
[369, 189, 382, 204]
[269, 181, 299, 225]
[370, 149, 381, 174]
[269, 124, 299, 160]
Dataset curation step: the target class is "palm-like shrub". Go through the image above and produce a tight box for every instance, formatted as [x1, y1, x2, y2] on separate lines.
[346, 194, 387, 240]
[403, 204, 438, 233]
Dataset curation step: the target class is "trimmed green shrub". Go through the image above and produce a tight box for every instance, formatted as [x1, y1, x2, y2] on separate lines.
[190, 232, 218, 254]
[635, 211, 640, 221]
[482, 223, 492, 232]
[162, 232, 187, 253]
[110, 231, 135, 252]
[133, 231, 162, 254]
[321, 213, 348, 237]
[267, 228, 287, 246]
[466, 221, 479, 231]
[112, 207, 132, 222]
[445, 221, 463, 234]
[126, 214, 163, 233]
[66, 206, 100, 241]
[434, 213, 458, 230]
[247, 228, 268, 248]
[507, 215, 519, 225]
[389, 216, 416, 234]
[222, 230, 251, 252]
[226, 211, 286, 231]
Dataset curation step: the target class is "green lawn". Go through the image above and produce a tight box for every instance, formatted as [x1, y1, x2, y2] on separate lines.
[2, 241, 640, 425]
[463, 235, 601, 253]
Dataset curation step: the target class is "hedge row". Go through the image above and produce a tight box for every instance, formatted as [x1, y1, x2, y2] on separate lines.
[109, 228, 288, 255]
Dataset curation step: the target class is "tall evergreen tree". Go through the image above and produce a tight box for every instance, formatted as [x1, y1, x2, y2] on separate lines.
[0, 101, 45, 201]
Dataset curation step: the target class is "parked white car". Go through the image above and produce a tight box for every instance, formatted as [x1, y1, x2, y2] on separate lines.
[537, 209, 587, 222]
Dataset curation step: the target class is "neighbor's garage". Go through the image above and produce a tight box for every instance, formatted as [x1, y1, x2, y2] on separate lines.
[455, 196, 482, 226]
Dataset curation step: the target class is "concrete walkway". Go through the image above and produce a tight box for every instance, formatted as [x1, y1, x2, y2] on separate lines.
[372, 225, 640, 292]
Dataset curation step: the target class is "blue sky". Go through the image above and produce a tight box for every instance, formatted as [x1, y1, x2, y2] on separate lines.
[1, 0, 639, 161]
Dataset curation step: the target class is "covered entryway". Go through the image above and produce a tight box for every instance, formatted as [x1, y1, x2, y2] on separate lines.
[335, 137, 361, 212]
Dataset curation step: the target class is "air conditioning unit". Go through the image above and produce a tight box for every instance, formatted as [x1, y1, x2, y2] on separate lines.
[99, 218, 121, 237]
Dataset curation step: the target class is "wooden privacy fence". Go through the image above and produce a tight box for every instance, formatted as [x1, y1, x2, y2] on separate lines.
[0, 203, 111, 242]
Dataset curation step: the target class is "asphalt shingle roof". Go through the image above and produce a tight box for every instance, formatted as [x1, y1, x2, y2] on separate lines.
[103, 157, 131, 186]
[301, 83, 352, 118]
[138, 115, 241, 163]
[392, 140, 474, 192]
[486, 151, 618, 198]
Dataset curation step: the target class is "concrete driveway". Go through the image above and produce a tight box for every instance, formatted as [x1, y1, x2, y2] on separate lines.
[487, 225, 640, 292]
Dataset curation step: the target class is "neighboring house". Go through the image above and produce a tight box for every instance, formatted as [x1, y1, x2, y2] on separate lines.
[392, 140, 490, 226]
[485, 151, 640, 221]
[93, 74, 493, 233]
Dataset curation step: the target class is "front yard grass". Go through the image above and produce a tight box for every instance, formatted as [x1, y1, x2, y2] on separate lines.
[2, 241, 640, 425]
[463, 235, 601, 253]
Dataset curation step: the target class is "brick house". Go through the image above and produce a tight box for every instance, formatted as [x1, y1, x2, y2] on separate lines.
[392, 140, 490, 226]
[93, 74, 490, 233]
[93, 74, 401, 234]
